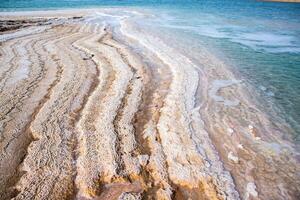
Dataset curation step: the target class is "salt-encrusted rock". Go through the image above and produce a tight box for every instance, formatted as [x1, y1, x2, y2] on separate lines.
[245, 182, 258, 200]
[228, 151, 239, 163]
[227, 128, 234, 136]
[248, 124, 261, 140]
[138, 154, 149, 167]
[118, 192, 142, 200]
[237, 144, 244, 149]
[248, 125, 254, 130]
[255, 137, 261, 141]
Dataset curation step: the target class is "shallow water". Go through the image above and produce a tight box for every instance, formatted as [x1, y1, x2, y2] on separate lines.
[1, 0, 300, 141]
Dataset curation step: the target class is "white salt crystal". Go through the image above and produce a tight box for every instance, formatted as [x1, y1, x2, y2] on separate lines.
[228, 151, 239, 163]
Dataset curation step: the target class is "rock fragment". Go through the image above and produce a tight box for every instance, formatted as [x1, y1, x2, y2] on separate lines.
[228, 151, 239, 163]
[245, 182, 258, 200]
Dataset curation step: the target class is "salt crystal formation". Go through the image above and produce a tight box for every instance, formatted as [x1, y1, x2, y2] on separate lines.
[0, 10, 299, 200]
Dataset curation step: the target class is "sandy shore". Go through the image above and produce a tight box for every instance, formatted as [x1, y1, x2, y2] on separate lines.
[0, 9, 299, 200]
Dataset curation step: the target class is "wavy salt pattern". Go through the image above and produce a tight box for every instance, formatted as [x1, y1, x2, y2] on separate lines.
[0, 11, 299, 200]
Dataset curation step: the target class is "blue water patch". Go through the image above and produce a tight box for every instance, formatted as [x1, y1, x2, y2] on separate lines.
[141, 2, 300, 140]
[152, 4, 300, 139]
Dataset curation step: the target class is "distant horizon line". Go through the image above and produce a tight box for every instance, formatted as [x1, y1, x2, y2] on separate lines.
[260, 0, 300, 3]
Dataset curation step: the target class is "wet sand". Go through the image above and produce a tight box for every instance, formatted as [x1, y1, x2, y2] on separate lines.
[0, 9, 299, 200]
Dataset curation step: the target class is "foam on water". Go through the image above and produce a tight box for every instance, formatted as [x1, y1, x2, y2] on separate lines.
[232, 32, 300, 53]
[152, 12, 300, 54]
[209, 80, 242, 107]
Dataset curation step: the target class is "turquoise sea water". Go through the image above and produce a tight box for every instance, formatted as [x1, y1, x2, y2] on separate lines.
[1, 0, 300, 141]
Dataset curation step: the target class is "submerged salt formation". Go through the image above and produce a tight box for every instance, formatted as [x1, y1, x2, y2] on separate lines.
[0, 9, 299, 200]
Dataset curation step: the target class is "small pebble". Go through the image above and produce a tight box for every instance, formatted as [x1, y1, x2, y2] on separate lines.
[255, 137, 261, 141]
[246, 182, 258, 199]
[138, 155, 149, 167]
[248, 125, 261, 139]
[227, 128, 234, 136]
[248, 125, 254, 130]
[228, 151, 239, 163]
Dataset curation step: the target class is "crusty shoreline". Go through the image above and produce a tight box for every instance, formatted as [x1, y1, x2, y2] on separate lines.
[0, 10, 299, 200]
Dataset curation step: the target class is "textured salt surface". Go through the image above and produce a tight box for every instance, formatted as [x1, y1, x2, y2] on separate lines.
[0, 9, 299, 200]
[209, 79, 242, 106]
